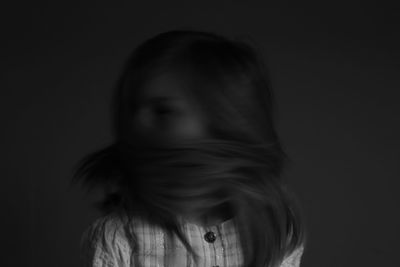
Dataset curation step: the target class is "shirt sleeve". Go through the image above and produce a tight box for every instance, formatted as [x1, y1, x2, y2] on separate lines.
[79, 215, 133, 267]
[280, 244, 305, 267]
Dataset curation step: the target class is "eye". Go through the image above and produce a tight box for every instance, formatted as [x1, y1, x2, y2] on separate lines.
[152, 103, 184, 120]
[154, 104, 176, 116]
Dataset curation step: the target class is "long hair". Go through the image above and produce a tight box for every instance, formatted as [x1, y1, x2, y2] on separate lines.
[73, 29, 306, 267]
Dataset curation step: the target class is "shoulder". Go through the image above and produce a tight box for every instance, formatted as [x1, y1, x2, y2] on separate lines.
[80, 212, 134, 266]
[81, 212, 127, 246]
[281, 244, 305, 267]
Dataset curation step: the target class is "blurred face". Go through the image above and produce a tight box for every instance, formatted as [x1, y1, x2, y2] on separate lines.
[131, 71, 208, 146]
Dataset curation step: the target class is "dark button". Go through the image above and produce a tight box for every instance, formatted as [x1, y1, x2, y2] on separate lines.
[204, 231, 216, 243]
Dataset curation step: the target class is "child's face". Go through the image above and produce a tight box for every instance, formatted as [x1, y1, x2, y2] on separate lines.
[131, 72, 208, 146]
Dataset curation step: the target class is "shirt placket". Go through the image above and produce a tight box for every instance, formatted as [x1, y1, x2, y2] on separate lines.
[203, 224, 224, 267]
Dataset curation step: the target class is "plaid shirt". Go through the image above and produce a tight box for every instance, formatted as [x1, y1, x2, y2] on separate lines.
[80, 212, 304, 267]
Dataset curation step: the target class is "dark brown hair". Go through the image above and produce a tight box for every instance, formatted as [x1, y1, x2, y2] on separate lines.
[73, 29, 306, 267]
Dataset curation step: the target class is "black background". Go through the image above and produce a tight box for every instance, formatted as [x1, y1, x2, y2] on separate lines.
[1, 1, 399, 266]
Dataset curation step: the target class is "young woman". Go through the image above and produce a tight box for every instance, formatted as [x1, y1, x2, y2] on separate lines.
[74, 29, 306, 267]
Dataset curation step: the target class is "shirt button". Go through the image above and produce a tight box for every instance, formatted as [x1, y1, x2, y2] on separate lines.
[204, 231, 216, 243]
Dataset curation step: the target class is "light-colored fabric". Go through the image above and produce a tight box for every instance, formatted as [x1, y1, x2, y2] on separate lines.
[80, 212, 304, 267]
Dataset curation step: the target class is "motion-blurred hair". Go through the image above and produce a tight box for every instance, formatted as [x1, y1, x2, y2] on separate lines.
[72, 29, 306, 267]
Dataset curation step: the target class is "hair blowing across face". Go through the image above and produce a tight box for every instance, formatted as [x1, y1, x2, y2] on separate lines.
[73, 29, 306, 267]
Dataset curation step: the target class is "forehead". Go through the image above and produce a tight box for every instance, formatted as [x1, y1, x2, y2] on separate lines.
[139, 70, 197, 103]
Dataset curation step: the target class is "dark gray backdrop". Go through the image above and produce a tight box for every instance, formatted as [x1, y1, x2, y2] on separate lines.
[2, 1, 399, 267]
